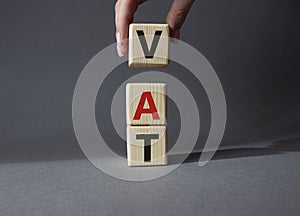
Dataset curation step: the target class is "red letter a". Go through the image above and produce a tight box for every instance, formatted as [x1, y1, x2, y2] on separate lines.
[133, 92, 160, 120]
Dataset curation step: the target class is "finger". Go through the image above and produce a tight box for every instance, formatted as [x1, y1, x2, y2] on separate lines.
[166, 0, 194, 40]
[115, 0, 144, 56]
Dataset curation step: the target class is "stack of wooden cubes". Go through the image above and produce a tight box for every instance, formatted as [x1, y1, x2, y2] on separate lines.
[126, 23, 169, 166]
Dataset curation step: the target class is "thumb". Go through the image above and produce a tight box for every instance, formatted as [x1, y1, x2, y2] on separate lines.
[166, 0, 194, 40]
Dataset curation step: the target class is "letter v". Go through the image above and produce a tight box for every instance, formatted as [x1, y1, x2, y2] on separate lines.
[136, 30, 162, 59]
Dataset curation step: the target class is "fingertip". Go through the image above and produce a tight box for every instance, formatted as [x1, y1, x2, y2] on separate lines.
[116, 31, 129, 57]
[173, 29, 180, 40]
[170, 29, 180, 44]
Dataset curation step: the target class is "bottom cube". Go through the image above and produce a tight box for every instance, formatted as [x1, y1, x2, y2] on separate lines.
[127, 126, 167, 166]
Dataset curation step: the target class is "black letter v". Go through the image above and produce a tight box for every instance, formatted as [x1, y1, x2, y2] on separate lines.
[136, 30, 162, 59]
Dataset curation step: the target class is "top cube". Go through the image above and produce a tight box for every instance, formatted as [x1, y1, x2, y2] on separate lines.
[128, 23, 169, 68]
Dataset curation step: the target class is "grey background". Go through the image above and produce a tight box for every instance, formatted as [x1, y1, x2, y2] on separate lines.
[0, 0, 300, 215]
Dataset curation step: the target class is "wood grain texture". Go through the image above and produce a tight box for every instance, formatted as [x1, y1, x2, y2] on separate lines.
[128, 23, 169, 68]
[126, 83, 167, 126]
[127, 126, 167, 166]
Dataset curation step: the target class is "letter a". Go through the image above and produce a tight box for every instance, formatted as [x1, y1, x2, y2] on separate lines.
[133, 92, 160, 120]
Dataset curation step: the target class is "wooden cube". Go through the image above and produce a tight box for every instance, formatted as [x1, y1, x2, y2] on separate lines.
[128, 23, 169, 68]
[127, 126, 167, 166]
[126, 83, 167, 126]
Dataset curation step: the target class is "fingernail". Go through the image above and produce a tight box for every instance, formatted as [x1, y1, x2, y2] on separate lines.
[121, 40, 128, 56]
[116, 32, 124, 57]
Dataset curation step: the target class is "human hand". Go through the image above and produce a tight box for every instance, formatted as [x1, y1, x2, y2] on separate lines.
[115, 0, 194, 57]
